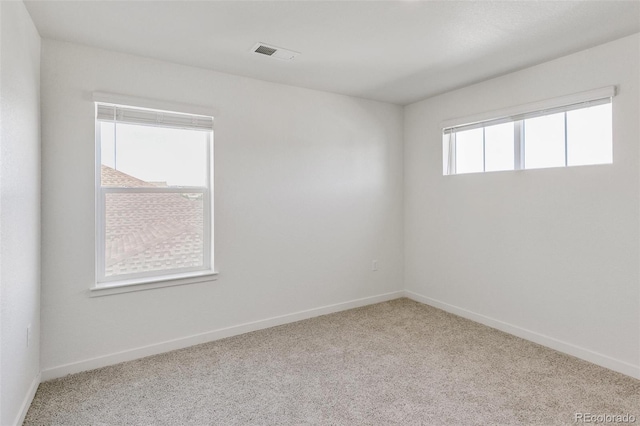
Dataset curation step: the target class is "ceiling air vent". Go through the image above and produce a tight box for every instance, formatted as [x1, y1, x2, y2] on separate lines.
[255, 45, 277, 56]
[251, 43, 300, 61]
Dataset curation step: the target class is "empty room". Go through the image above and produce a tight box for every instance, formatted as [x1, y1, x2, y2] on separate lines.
[1, 0, 639, 424]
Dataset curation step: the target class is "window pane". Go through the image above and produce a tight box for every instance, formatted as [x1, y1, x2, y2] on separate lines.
[105, 192, 204, 277]
[443, 133, 453, 175]
[484, 122, 514, 172]
[567, 103, 612, 166]
[101, 123, 209, 187]
[455, 128, 484, 174]
[524, 112, 565, 170]
[100, 122, 116, 170]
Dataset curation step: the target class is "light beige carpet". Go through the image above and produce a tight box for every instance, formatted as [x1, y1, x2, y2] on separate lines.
[24, 298, 639, 425]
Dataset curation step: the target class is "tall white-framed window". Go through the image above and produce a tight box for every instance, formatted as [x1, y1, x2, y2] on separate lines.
[95, 101, 214, 289]
[443, 87, 615, 175]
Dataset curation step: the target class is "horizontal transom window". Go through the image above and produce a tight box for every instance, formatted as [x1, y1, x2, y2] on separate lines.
[442, 87, 615, 175]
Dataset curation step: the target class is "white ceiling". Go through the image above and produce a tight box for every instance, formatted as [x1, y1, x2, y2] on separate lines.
[24, 0, 640, 105]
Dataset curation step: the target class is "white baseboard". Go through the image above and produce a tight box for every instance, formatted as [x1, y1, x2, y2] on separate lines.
[14, 372, 41, 426]
[38, 289, 640, 384]
[41, 291, 404, 381]
[404, 290, 640, 380]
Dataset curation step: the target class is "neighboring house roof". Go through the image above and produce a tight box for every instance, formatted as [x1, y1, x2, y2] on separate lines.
[101, 165, 204, 277]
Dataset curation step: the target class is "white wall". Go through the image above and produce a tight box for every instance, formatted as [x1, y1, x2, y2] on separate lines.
[0, 1, 42, 424]
[40, 40, 404, 376]
[404, 34, 640, 377]
[35, 14, 639, 390]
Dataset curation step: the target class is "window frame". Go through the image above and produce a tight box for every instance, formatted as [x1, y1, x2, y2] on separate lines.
[93, 97, 216, 293]
[442, 86, 615, 175]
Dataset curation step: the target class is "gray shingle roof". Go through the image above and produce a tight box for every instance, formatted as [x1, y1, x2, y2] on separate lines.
[101, 166, 204, 277]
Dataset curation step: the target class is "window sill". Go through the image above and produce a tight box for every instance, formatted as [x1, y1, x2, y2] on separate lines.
[90, 270, 218, 297]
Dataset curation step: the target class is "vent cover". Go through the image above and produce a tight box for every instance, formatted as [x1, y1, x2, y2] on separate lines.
[254, 45, 277, 56]
[251, 43, 300, 61]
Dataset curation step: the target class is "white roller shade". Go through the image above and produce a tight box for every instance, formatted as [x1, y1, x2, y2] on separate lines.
[96, 103, 213, 131]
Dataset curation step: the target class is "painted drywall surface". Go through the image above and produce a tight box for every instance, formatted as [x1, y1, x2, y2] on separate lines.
[0, 1, 41, 424]
[404, 34, 640, 368]
[40, 40, 403, 371]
